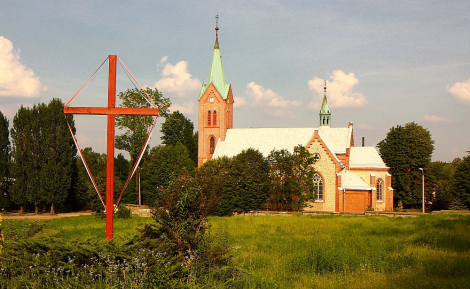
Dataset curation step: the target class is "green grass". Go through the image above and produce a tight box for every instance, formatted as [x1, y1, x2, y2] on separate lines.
[3, 213, 470, 288]
[209, 213, 470, 289]
[4, 215, 153, 243]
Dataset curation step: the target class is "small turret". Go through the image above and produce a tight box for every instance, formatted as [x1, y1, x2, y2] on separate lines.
[319, 81, 331, 127]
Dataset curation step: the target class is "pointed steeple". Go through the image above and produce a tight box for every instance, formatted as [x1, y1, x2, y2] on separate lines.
[199, 15, 230, 100]
[319, 81, 331, 127]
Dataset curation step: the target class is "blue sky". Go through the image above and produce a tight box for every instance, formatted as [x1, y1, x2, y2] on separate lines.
[0, 0, 469, 162]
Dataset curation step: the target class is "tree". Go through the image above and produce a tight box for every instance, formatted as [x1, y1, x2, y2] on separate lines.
[10, 106, 35, 213]
[427, 161, 456, 210]
[75, 148, 106, 212]
[267, 146, 316, 211]
[141, 174, 217, 259]
[196, 156, 232, 216]
[141, 143, 195, 205]
[377, 122, 434, 207]
[10, 100, 77, 214]
[116, 87, 171, 161]
[115, 87, 171, 204]
[160, 111, 198, 165]
[39, 99, 77, 214]
[0, 111, 10, 209]
[226, 149, 270, 213]
[453, 150, 470, 208]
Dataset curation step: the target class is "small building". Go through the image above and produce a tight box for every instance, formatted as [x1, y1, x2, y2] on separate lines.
[197, 24, 393, 212]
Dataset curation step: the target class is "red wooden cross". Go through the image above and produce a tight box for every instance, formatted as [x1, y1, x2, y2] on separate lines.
[64, 55, 159, 239]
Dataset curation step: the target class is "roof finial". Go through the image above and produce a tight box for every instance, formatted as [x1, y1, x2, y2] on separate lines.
[324, 81, 327, 95]
[215, 15, 219, 39]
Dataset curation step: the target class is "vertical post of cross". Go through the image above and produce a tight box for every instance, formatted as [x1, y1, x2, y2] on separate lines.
[106, 55, 117, 239]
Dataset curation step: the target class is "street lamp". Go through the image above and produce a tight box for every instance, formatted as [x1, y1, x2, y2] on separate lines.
[419, 168, 425, 213]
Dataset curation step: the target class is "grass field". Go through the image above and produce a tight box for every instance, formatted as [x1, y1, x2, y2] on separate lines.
[2, 213, 470, 288]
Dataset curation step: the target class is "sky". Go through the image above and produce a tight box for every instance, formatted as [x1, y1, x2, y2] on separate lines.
[0, 0, 469, 162]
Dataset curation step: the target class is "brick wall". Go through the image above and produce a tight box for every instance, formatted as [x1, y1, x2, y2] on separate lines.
[307, 139, 337, 211]
[197, 84, 233, 167]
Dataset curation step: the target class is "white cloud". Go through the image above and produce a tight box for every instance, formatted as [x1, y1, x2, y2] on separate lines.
[424, 114, 453, 123]
[154, 58, 201, 98]
[245, 82, 301, 107]
[233, 96, 248, 108]
[0, 36, 47, 98]
[159, 56, 168, 65]
[357, 124, 374, 130]
[0, 102, 33, 118]
[308, 70, 367, 109]
[170, 101, 195, 114]
[448, 78, 470, 106]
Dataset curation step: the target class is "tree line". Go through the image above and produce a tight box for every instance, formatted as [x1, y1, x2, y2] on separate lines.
[0, 88, 317, 214]
[1, 90, 468, 214]
[378, 122, 470, 210]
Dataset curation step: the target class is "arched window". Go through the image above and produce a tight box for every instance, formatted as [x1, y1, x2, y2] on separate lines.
[213, 110, 217, 126]
[207, 110, 211, 126]
[210, 136, 215, 154]
[377, 179, 383, 201]
[313, 173, 324, 201]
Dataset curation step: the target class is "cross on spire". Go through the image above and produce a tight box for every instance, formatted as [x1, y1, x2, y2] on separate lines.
[215, 15, 219, 38]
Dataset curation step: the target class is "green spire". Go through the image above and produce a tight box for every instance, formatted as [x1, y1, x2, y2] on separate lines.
[199, 16, 230, 100]
[319, 81, 331, 126]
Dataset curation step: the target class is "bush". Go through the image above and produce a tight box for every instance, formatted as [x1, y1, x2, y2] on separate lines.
[115, 204, 131, 219]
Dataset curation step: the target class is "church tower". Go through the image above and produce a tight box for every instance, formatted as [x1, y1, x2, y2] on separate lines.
[198, 16, 234, 166]
[319, 81, 331, 127]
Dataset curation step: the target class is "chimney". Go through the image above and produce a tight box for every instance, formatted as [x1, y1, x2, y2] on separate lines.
[362, 137, 365, 147]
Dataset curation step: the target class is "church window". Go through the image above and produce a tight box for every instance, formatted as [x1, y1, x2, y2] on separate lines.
[377, 179, 383, 201]
[313, 153, 320, 162]
[210, 136, 215, 154]
[208, 110, 211, 126]
[213, 110, 217, 126]
[313, 173, 324, 201]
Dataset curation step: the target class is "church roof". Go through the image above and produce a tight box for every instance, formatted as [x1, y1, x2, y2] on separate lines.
[339, 170, 374, 191]
[199, 38, 231, 100]
[212, 126, 352, 158]
[349, 147, 388, 169]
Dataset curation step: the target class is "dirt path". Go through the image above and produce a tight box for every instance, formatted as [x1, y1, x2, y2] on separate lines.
[1, 211, 93, 220]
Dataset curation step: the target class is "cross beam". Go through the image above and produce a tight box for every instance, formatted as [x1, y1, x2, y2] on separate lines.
[64, 55, 159, 239]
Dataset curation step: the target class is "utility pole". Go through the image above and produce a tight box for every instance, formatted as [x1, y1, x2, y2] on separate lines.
[419, 168, 425, 213]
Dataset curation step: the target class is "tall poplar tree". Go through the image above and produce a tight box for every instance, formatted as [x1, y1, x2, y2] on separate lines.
[10, 106, 33, 212]
[0, 111, 10, 209]
[10, 100, 77, 214]
[40, 99, 77, 214]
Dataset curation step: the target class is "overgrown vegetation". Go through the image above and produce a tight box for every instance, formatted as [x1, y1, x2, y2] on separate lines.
[2, 213, 469, 288]
[211, 212, 470, 289]
[1, 216, 240, 288]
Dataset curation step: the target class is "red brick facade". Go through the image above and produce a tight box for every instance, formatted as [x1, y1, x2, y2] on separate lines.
[197, 83, 233, 167]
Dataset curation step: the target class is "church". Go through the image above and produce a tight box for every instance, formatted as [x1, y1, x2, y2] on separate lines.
[197, 24, 393, 212]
